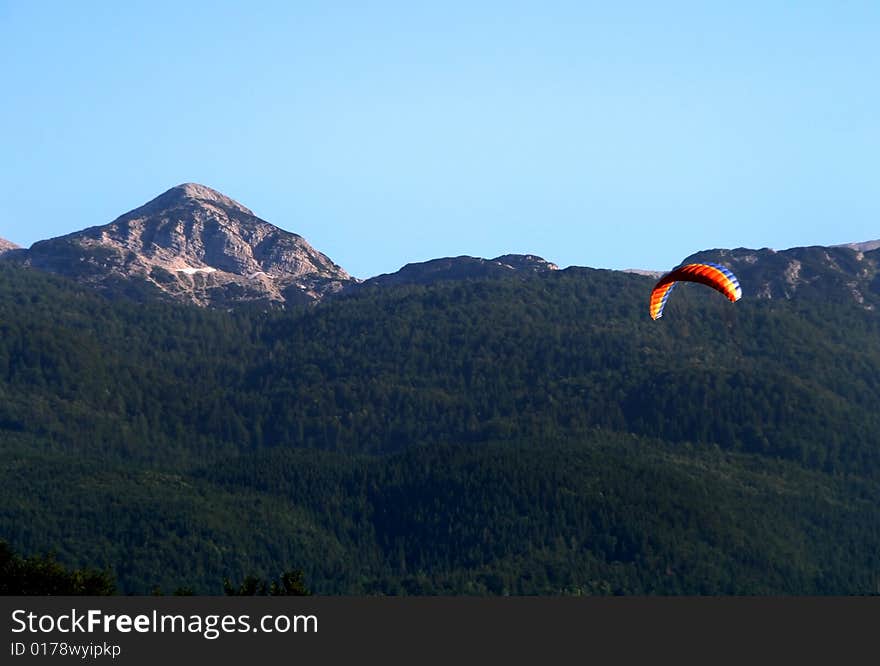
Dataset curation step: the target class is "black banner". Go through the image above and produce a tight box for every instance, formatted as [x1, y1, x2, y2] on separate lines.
[1, 596, 876, 664]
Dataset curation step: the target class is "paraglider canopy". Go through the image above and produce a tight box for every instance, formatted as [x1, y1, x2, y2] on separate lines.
[649, 262, 742, 320]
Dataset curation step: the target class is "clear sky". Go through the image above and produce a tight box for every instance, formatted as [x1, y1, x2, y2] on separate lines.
[1, 1, 878, 278]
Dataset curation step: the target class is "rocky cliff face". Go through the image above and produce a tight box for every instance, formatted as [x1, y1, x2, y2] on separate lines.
[681, 244, 880, 307]
[14, 184, 356, 307]
[0, 238, 19, 256]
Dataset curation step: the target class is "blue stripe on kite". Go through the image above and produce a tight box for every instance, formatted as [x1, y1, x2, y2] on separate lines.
[705, 263, 742, 294]
[657, 282, 677, 317]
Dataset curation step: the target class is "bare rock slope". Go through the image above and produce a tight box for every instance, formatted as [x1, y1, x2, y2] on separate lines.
[16, 184, 356, 307]
[682, 244, 880, 307]
[0, 238, 19, 256]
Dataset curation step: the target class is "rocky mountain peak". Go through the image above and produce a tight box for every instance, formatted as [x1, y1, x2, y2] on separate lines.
[0, 237, 19, 255]
[10, 184, 355, 307]
[137, 183, 255, 217]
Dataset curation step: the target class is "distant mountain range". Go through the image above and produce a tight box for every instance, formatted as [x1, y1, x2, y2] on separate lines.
[5, 190, 880, 595]
[3, 183, 880, 309]
[4, 241, 880, 594]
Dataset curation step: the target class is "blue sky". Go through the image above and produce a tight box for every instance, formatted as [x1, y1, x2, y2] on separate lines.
[1, 1, 878, 278]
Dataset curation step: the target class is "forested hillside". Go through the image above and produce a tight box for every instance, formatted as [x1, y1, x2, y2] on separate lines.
[2, 263, 879, 593]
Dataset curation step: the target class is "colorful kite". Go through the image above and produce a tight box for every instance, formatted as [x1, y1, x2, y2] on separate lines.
[649, 262, 742, 320]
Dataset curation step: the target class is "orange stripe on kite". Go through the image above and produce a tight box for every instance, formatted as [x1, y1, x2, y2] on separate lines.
[649, 262, 742, 319]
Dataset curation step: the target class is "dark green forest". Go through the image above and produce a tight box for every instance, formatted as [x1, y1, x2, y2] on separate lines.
[1, 263, 879, 594]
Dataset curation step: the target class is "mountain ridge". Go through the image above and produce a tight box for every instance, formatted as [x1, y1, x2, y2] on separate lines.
[358, 254, 558, 290]
[10, 183, 356, 307]
[682, 244, 880, 306]
[4, 184, 880, 311]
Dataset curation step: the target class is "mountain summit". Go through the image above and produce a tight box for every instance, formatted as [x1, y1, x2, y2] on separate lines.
[135, 182, 256, 217]
[16, 184, 355, 306]
[360, 254, 558, 289]
[0, 237, 19, 255]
